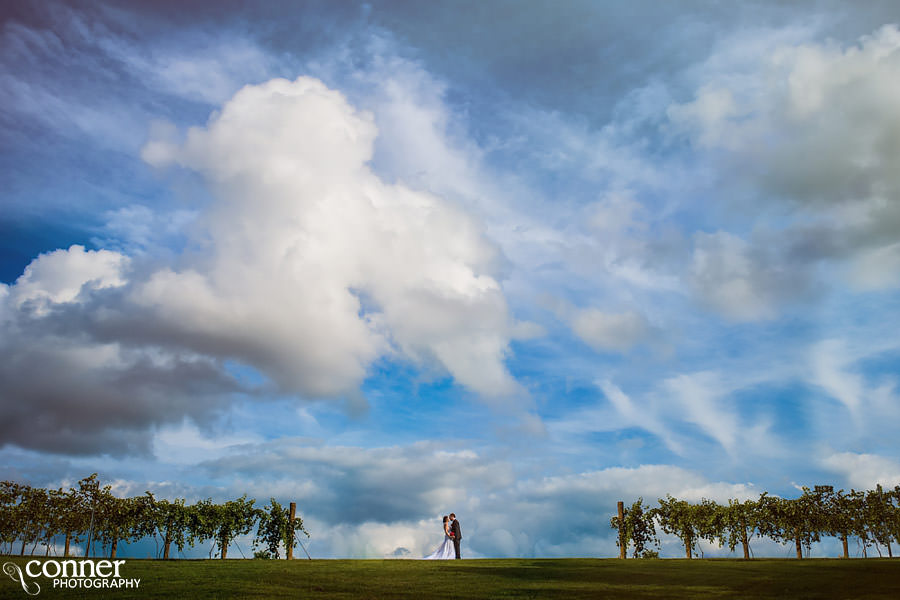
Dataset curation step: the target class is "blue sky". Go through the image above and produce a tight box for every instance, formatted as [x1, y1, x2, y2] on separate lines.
[2, 0, 900, 559]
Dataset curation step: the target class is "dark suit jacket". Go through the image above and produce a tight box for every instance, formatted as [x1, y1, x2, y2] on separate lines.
[451, 519, 462, 541]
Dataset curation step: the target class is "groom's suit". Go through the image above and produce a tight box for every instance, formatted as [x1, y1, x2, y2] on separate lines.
[450, 518, 462, 559]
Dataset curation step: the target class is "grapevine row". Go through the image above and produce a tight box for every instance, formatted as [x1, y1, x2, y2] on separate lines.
[0, 474, 308, 560]
[612, 485, 900, 559]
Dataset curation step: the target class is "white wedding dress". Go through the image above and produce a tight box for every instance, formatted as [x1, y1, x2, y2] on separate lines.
[424, 532, 456, 560]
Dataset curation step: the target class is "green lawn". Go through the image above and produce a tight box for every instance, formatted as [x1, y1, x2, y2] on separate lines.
[2, 557, 899, 599]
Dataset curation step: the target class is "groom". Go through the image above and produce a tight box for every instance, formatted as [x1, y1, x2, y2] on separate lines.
[449, 513, 462, 559]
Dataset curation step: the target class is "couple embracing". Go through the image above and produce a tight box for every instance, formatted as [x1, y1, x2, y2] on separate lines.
[424, 513, 462, 560]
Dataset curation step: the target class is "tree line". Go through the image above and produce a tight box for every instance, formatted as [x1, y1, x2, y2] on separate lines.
[0, 474, 308, 560]
[611, 485, 900, 559]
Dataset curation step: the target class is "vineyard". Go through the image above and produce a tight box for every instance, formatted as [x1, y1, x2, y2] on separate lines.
[612, 485, 900, 560]
[4, 475, 900, 562]
[0, 475, 307, 560]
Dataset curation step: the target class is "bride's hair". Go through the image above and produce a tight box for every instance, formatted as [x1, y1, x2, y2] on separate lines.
[442, 515, 449, 523]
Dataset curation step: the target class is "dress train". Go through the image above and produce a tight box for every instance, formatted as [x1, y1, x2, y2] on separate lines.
[424, 535, 455, 560]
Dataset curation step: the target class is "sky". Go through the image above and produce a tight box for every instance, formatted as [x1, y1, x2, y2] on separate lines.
[2, 0, 900, 559]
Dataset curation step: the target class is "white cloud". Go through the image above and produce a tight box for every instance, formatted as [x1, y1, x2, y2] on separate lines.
[473, 464, 758, 558]
[4, 7, 900, 560]
[554, 372, 786, 462]
[663, 372, 741, 455]
[671, 24, 900, 302]
[821, 451, 900, 490]
[525, 464, 758, 504]
[810, 340, 866, 415]
[0, 13, 143, 150]
[550, 375, 789, 463]
[544, 296, 655, 354]
[588, 193, 647, 237]
[598, 379, 640, 424]
[808, 339, 900, 447]
[129, 38, 274, 106]
[569, 309, 651, 353]
[0, 3, 289, 167]
[9, 245, 129, 311]
[192, 438, 759, 558]
[198, 438, 514, 529]
[0, 252, 241, 453]
[547, 379, 682, 455]
[689, 231, 806, 321]
[848, 241, 900, 290]
[26, 437, 765, 557]
[152, 421, 264, 465]
[1, 68, 538, 454]
[141, 76, 521, 400]
[670, 25, 900, 204]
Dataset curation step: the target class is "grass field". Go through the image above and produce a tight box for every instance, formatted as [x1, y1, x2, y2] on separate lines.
[2, 557, 900, 599]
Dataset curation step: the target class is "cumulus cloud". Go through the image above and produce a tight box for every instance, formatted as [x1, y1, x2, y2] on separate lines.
[0, 248, 240, 455]
[821, 451, 900, 490]
[0, 76, 529, 455]
[670, 24, 900, 315]
[7, 245, 129, 311]
[141, 76, 520, 399]
[671, 25, 900, 209]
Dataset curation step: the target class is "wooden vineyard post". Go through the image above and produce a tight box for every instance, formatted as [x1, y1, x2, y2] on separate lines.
[288, 502, 297, 560]
[617, 501, 626, 559]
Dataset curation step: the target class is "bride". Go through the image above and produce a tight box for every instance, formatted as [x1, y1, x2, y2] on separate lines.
[423, 516, 456, 560]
